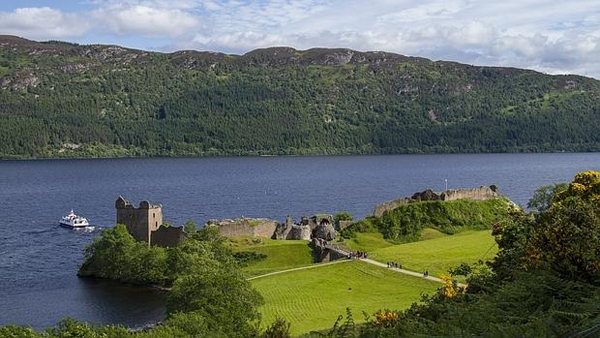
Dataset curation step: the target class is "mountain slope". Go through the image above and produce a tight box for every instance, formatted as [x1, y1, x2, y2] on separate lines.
[1, 35, 599, 158]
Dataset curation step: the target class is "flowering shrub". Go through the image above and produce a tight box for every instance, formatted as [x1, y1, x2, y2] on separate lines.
[372, 310, 400, 328]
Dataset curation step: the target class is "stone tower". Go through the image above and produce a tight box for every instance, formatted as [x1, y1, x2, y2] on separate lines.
[115, 196, 163, 245]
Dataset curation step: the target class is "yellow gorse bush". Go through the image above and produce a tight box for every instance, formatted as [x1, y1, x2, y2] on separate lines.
[372, 310, 400, 327]
[440, 274, 461, 298]
[556, 170, 600, 205]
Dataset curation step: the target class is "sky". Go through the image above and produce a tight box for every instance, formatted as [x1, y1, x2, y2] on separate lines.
[1, 1, 599, 78]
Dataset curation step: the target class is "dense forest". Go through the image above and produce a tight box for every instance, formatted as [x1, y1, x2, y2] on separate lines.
[1, 35, 600, 159]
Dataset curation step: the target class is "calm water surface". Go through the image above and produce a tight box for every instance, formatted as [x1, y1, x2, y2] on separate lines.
[1, 153, 599, 329]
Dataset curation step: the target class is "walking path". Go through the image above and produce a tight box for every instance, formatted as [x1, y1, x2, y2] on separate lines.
[247, 259, 351, 280]
[249, 243, 467, 288]
[325, 244, 468, 288]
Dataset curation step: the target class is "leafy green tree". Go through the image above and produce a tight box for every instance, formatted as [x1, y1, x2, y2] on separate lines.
[166, 266, 263, 337]
[78, 224, 169, 284]
[0, 326, 39, 338]
[527, 183, 568, 212]
[526, 171, 600, 280]
[183, 220, 197, 234]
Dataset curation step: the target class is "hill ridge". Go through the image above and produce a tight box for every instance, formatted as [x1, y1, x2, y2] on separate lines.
[1, 35, 599, 159]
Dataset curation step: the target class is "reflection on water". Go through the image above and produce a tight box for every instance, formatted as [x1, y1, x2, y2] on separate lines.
[3, 276, 165, 330]
[77, 278, 166, 329]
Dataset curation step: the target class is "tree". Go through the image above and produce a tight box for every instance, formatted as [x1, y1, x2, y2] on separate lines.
[184, 220, 197, 234]
[527, 182, 568, 212]
[526, 171, 600, 280]
[166, 265, 263, 337]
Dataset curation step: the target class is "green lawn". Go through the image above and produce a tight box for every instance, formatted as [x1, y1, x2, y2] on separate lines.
[342, 228, 449, 252]
[251, 260, 438, 335]
[341, 232, 393, 252]
[229, 236, 314, 276]
[369, 230, 497, 278]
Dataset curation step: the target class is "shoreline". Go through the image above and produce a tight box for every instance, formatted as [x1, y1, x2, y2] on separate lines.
[0, 149, 593, 162]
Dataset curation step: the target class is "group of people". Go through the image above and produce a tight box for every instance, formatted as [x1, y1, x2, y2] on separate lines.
[423, 271, 429, 277]
[348, 251, 368, 259]
[387, 261, 402, 269]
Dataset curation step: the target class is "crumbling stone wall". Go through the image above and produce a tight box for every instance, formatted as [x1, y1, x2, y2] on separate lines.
[151, 225, 186, 248]
[287, 225, 312, 240]
[338, 220, 353, 231]
[209, 218, 280, 238]
[374, 186, 501, 217]
[442, 185, 499, 201]
[209, 214, 337, 241]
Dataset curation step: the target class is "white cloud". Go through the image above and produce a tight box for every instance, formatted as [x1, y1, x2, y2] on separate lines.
[93, 4, 200, 37]
[0, 7, 90, 39]
[378, 0, 470, 24]
[2, 1, 600, 78]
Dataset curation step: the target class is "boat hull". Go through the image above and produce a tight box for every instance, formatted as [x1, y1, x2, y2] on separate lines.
[59, 222, 90, 229]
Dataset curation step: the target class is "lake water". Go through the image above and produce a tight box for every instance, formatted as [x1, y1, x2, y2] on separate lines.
[1, 153, 599, 329]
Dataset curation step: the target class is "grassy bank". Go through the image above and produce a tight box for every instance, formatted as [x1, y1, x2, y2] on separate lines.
[368, 230, 497, 278]
[251, 260, 438, 335]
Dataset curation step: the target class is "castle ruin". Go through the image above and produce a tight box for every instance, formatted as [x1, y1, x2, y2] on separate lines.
[115, 196, 185, 247]
[373, 185, 501, 217]
[208, 214, 338, 241]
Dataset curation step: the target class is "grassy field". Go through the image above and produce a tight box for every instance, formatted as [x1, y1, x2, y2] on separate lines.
[341, 232, 393, 252]
[229, 236, 314, 276]
[369, 230, 498, 278]
[251, 260, 438, 335]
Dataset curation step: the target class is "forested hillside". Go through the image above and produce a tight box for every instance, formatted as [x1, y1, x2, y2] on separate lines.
[1, 35, 599, 159]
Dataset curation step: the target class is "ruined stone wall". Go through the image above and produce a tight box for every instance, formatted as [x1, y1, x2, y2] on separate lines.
[338, 220, 353, 231]
[373, 198, 411, 218]
[373, 186, 500, 217]
[151, 225, 186, 248]
[286, 225, 311, 240]
[212, 218, 280, 238]
[442, 186, 500, 201]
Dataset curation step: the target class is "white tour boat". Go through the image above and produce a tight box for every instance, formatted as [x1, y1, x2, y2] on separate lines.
[59, 210, 90, 229]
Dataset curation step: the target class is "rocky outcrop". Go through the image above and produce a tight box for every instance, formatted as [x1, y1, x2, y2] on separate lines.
[374, 185, 501, 217]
